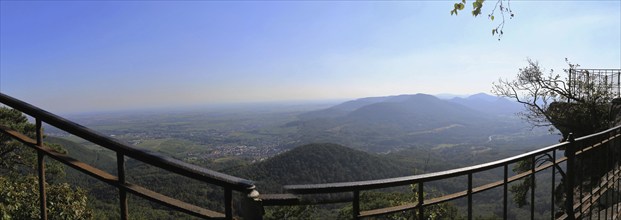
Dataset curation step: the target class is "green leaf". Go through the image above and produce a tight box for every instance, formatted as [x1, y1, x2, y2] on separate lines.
[472, 8, 481, 16]
[490, 15, 494, 21]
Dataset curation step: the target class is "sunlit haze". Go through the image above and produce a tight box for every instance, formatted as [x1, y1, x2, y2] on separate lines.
[1, 1, 619, 113]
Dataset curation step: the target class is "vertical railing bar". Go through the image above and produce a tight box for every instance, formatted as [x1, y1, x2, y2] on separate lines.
[610, 136, 615, 219]
[597, 198, 601, 220]
[589, 150, 592, 220]
[604, 136, 610, 219]
[36, 118, 43, 145]
[552, 150, 556, 220]
[565, 133, 576, 220]
[531, 155, 536, 220]
[613, 170, 616, 220]
[594, 140, 600, 218]
[579, 146, 584, 219]
[569, 68, 573, 102]
[418, 182, 424, 220]
[468, 173, 473, 220]
[588, 181, 592, 220]
[598, 139, 603, 220]
[36, 119, 47, 220]
[225, 188, 233, 220]
[117, 152, 128, 220]
[617, 129, 620, 219]
[615, 128, 621, 218]
[613, 149, 621, 218]
[589, 150, 593, 219]
[613, 137, 617, 219]
[612, 175, 619, 219]
[504, 164, 508, 220]
[353, 190, 360, 220]
[615, 168, 621, 219]
[593, 140, 608, 218]
[576, 152, 580, 210]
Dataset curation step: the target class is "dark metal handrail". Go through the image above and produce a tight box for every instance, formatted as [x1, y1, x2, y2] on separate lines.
[285, 126, 618, 194]
[285, 141, 569, 194]
[272, 125, 621, 220]
[0, 93, 258, 219]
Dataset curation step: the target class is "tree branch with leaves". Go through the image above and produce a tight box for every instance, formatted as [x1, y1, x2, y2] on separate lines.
[451, 0, 515, 40]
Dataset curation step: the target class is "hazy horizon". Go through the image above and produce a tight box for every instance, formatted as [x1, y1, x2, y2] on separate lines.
[1, 1, 619, 113]
[56, 92, 478, 115]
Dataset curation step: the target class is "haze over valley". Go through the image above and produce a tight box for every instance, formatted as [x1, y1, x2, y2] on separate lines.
[48, 93, 555, 166]
[37, 92, 562, 218]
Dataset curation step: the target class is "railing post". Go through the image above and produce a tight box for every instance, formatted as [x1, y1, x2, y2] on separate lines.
[36, 119, 47, 220]
[468, 173, 472, 220]
[551, 150, 556, 219]
[565, 133, 576, 220]
[503, 164, 508, 219]
[617, 72, 621, 97]
[530, 155, 536, 220]
[240, 186, 263, 220]
[225, 188, 233, 220]
[569, 69, 573, 102]
[417, 182, 424, 220]
[353, 190, 360, 220]
[117, 153, 128, 220]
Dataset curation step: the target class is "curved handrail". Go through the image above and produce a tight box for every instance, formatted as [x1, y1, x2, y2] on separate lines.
[0, 93, 254, 191]
[285, 125, 620, 194]
[285, 141, 567, 193]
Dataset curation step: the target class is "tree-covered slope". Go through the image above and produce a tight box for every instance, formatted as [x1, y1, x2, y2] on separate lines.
[229, 143, 413, 192]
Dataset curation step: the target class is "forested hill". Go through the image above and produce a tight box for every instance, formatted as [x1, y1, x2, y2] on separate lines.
[228, 143, 413, 193]
[291, 93, 527, 151]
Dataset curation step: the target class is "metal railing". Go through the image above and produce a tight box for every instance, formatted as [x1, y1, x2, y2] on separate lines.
[261, 126, 621, 219]
[569, 68, 621, 100]
[0, 93, 260, 220]
[2, 92, 621, 219]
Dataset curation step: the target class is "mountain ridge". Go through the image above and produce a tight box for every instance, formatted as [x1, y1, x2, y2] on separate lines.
[292, 93, 527, 151]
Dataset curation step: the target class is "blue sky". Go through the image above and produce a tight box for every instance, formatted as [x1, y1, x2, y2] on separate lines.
[1, 1, 620, 113]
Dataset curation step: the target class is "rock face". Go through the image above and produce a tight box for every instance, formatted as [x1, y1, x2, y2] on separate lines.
[547, 101, 612, 140]
[610, 98, 621, 126]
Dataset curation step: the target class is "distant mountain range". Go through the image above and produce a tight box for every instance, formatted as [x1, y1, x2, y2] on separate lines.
[448, 93, 522, 116]
[290, 93, 527, 151]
